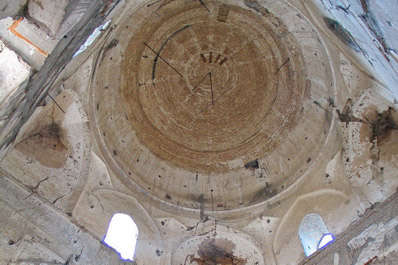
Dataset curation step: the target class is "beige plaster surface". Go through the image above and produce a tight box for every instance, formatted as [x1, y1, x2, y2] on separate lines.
[0, 0, 397, 264]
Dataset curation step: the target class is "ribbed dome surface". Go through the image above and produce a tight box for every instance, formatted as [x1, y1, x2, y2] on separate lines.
[122, 3, 305, 173]
[91, 0, 335, 211]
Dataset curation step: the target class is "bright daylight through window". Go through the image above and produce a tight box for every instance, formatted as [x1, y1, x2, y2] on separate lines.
[298, 214, 335, 257]
[103, 213, 138, 261]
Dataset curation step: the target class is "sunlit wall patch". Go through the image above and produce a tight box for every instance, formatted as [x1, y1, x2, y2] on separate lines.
[298, 214, 335, 257]
[103, 213, 138, 261]
[73, 20, 111, 58]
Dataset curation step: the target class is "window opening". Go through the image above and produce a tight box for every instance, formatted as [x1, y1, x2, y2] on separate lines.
[298, 214, 334, 257]
[103, 213, 138, 261]
[73, 20, 111, 58]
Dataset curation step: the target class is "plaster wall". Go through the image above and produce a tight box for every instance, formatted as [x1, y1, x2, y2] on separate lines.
[0, 40, 30, 107]
[0, 0, 27, 20]
[0, 0, 397, 264]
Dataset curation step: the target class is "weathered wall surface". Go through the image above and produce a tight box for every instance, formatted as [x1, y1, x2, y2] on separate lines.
[0, 0, 397, 264]
[28, 0, 71, 38]
[0, 0, 27, 20]
[0, 0, 120, 162]
[0, 40, 30, 106]
[299, 190, 398, 265]
[0, 174, 130, 265]
[0, 89, 91, 213]
[309, 0, 398, 101]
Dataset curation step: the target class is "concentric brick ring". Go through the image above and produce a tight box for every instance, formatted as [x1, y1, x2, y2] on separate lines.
[122, 3, 304, 172]
[91, 0, 335, 211]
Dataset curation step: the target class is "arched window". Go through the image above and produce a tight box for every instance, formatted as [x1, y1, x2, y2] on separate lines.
[103, 213, 138, 261]
[298, 214, 334, 257]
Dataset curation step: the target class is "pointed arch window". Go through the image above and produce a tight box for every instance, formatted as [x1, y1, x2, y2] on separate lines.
[103, 213, 138, 261]
[298, 214, 334, 257]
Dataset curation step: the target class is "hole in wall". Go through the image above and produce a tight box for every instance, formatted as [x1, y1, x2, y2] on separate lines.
[73, 20, 112, 58]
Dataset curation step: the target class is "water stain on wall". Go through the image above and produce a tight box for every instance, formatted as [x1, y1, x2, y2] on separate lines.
[15, 94, 74, 168]
[188, 238, 247, 265]
[16, 120, 71, 168]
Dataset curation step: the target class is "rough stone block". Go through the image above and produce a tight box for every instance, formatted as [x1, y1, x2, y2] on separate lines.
[0, 0, 27, 20]
[28, 0, 70, 38]
[0, 40, 30, 105]
[0, 17, 46, 69]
